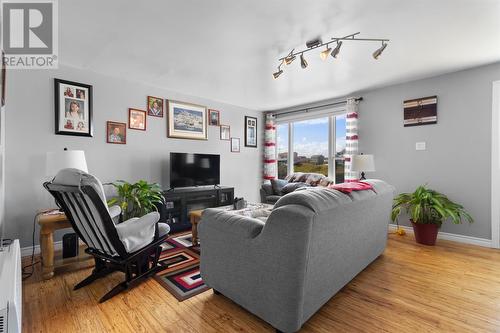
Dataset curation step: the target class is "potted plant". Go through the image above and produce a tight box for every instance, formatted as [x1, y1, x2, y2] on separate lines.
[107, 180, 165, 221]
[391, 185, 473, 245]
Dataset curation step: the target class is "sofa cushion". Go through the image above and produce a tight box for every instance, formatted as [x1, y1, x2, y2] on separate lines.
[270, 179, 288, 195]
[265, 195, 282, 204]
[281, 182, 310, 195]
[285, 172, 304, 182]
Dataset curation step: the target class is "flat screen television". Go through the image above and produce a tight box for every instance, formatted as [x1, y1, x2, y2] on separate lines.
[170, 153, 220, 188]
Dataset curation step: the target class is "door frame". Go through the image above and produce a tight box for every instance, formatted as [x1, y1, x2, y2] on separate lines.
[491, 80, 500, 248]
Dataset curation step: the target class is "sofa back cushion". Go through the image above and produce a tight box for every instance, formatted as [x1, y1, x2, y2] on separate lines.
[270, 178, 288, 195]
[280, 182, 310, 195]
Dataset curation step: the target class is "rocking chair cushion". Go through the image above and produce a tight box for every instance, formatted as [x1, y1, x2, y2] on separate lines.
[109, 205, 122, 224]
[115, 211, 161, 253]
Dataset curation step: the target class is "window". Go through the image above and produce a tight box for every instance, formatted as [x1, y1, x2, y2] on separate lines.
[293, 117, 329, 176]
[276, 113, 346, 183]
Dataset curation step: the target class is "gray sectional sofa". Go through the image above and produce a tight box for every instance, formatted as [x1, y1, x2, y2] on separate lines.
[199, 179, 395, 333]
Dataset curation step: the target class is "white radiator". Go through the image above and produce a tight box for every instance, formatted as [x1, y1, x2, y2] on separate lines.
[0, 240, 22, 333]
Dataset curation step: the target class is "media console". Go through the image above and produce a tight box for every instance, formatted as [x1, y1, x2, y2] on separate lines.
[159, 186, 234, 233]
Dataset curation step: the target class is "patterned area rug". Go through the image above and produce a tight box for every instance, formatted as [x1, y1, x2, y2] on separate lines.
[154, 232, 209, 301]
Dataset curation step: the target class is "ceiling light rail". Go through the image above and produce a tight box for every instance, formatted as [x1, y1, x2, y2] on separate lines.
[274, 32, 389, 79]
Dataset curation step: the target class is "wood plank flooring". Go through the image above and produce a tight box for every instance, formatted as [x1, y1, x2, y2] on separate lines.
[22, 234, 500, 332]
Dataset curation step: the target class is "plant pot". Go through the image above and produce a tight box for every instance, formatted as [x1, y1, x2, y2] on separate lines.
[411, 220, 439, 245]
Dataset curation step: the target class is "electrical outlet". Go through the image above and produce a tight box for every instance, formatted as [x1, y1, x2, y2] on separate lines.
[416, 142, 426, 151]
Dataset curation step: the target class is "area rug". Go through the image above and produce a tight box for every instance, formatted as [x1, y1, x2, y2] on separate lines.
[155, 232, 209, 301]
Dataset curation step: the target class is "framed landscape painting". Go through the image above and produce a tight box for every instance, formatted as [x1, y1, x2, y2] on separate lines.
[54, 79, 93, 137]
[244, 116, 257, 147]
[167, 100, 207, 140]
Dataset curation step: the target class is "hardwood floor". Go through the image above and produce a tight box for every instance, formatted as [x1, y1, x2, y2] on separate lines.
[22, 234, 500, 332]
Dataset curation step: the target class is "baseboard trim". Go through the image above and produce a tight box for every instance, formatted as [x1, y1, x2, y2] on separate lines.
[21, 241, 62, 258]
[388, 224, 492, 248]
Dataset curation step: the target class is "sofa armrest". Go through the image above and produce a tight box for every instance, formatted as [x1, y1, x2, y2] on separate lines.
[200, 209, 265, 240]
[262, 183, 273, 195]
[115, 211, 160, 253]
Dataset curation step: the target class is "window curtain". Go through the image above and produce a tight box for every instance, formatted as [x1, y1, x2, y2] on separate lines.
[344, 98, 359, 182]
[263, 113, 276, 180]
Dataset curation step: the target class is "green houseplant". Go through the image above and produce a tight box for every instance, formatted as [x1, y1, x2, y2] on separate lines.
[391, 185, 473, 245]
[107, 180, 165, 221]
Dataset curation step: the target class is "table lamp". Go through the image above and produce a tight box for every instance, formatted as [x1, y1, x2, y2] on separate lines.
[46, 148, 88, 179]
[351, 154, 375, 180]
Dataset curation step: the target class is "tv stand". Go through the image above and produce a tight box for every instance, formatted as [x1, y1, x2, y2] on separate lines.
[159, 186, 234, 233]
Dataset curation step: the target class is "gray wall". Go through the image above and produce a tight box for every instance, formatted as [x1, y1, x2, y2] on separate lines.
[5, 64, 263, 247]
[359, 62, 500, 239]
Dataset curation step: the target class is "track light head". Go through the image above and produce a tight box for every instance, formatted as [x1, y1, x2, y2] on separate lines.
[320, 45, 332, 61]
[330, 41, 342, 58]
[300, 53, 308, 69]
[285, 54, 296, 65]
[273, 67, 283, 79]
[306, 38, 322, 48]
[372, 42, 388, 59]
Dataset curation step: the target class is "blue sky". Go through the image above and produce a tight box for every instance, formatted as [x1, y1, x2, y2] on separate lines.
[277, 116, 346, 157]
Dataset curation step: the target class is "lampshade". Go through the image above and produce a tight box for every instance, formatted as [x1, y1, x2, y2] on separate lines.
[351, 154, 375, 172]
[46, 149, 88, 177]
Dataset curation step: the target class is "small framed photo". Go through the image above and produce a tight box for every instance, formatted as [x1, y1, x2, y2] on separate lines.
[231, 137, 240, 152]
[54, 79, 93, 137]
[129, 108, 147, 130]
[167, 100, 207, 140]
[220, 124, 230, 140]
[107, 121, 126, 144]
[148, 96, 164, 117]
[208, 109, 220, 126]
[245, 116, 257, 147]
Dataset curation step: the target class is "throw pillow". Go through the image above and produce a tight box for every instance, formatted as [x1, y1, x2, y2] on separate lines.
[270, 179, 288, 195]
[280, 182, 310, 195]
[305, 173, 326, 186]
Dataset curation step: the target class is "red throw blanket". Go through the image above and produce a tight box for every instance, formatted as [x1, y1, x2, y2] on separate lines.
[328, 181, 373, 194]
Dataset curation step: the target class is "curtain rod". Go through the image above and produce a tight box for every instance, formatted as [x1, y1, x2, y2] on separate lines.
[272, 97, 363, 117]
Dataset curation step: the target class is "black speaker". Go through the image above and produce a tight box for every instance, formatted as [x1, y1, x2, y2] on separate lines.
[62, 233, 79, 258]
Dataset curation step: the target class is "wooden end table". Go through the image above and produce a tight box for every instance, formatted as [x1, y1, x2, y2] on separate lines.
[37, 210, 93, 280]
[189, 209, 204, 246]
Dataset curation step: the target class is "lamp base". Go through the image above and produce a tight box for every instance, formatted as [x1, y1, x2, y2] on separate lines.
[359, 172, 366, 180]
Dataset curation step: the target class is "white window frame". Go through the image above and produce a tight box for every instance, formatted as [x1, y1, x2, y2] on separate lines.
[275, 106, 347, 182]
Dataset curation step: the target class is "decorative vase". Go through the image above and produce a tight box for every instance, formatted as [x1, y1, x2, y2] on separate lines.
[411, 220, 439, 245]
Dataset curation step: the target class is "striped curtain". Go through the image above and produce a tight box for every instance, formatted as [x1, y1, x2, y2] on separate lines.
[263, 113, 276, 180]
[344, 98, 359, 182]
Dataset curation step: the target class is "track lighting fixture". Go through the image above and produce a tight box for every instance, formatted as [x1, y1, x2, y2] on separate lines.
[300, 53, 308, 69]
[285, 54, 296, 65]
[274, 32, 389, 79]
[330, 41, 342, 58]
[372, 42, 387, 60]
[273, 67, 283, 79]
[320, 45, 332, 60]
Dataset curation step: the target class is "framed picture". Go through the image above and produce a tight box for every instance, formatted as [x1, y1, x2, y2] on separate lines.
[220, 124, 230, 140]
[167, 100, 207, 140]
[54, 79, 93, 137]
[208, 109, 220, 126]
[107, 121, 126, 144]
[245, 116, 257, 147]
[403, 96, 437, 127]
[129, 108, 147, 130]
[231, 137, 240, 152]
[147, 96, 163, 117]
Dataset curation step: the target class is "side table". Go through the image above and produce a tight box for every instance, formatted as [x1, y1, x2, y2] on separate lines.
[188, 209, 203, 246]
[37, 210, 93, 279]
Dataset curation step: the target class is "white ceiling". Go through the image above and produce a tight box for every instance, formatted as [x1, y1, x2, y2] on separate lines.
[59, 0, 500, 111]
